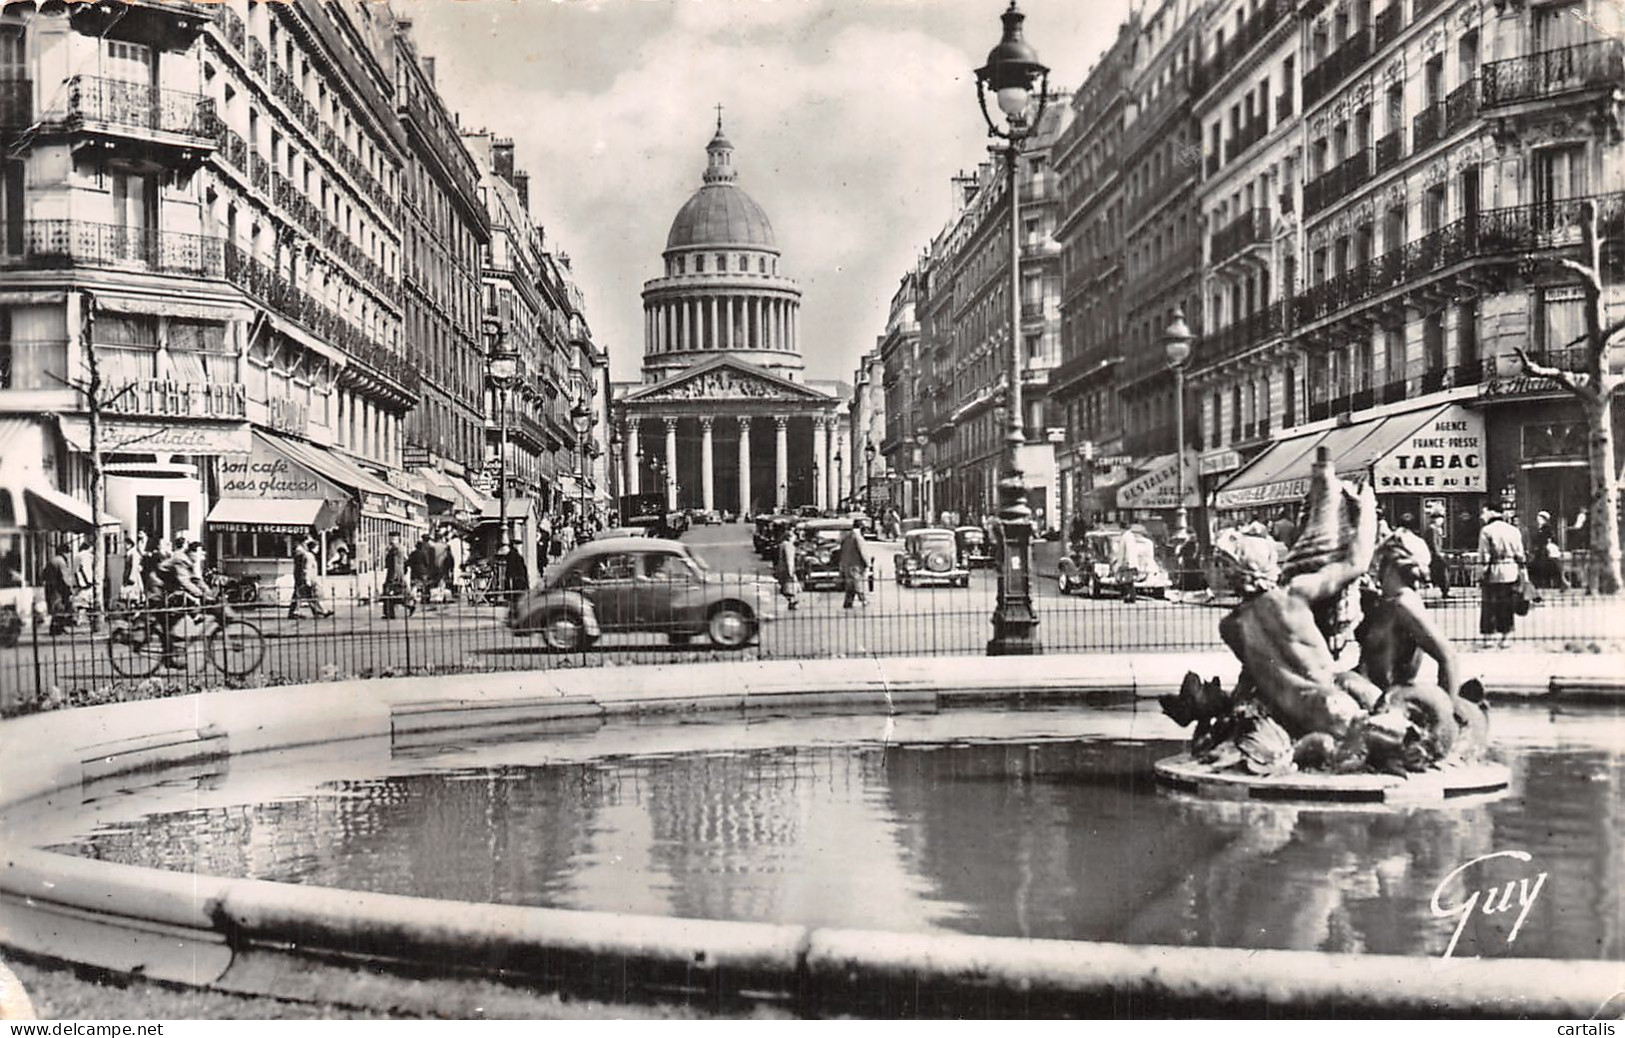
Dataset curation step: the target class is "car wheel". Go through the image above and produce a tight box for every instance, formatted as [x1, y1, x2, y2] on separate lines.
[541, 611, 587, 652]
[708, 602, 756, 648]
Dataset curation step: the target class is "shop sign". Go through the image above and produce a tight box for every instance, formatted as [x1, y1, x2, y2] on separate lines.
[107, 379, 248, 420]
[60, 416, 251, 456]
[267, 395, 310, 436]
[1200, 449, 1244, 477]
[1479, 376, 1567, 400]
[402, 445, 431, 469]
[1117, 453, 1199, 510]
[1215, 476, 1312, 509]
[1373, 407, 1486, 492]
[219, 439, 329, 498]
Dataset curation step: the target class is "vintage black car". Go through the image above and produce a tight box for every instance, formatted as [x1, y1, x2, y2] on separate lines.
[955, 525, 993, 569]
[796, 517, 855, 590]
[893, 528, 970, 588]
[753, 513, 797, 557]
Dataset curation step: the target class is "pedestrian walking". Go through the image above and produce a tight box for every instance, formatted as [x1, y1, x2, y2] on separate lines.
[382, 529, 413, 619]
[1478, 507, 1526, 649]
[838, 524, 870, 609]
[1424, 511, 1451, 598]
[121, 531, 147, 606]
[774, 530, 801, 610]
[288, 536, 332, 619]
[502, 540, 530, 601]
[43, 538, 75, 635]
[407, 533, 434, 609]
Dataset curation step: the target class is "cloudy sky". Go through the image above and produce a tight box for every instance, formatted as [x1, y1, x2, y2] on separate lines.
[405, 0, 1135, 386]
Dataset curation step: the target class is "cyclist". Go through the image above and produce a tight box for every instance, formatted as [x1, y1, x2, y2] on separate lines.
[154, 537, 212, 669]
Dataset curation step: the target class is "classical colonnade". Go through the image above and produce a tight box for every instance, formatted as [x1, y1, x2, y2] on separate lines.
[644, 294, 799, 354]
[623, 413, 840, 514]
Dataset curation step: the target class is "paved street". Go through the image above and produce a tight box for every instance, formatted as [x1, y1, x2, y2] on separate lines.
[5, 523, 1624, 709]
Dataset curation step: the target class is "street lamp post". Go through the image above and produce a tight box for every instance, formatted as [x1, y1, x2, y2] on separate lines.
[1163, 308, 1195, 543]
[572, 403, 592, 529]
[864, 440, 877, 512]
[483, 317, 519, 542]
[975, 0, 1048, 656]
[832, 447, 842, 510]
[914, 430, 929, 519]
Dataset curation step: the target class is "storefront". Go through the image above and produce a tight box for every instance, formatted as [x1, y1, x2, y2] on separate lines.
[1214, 403, 1487, 549]
[1115, 452, 1199, 542]
[210, 430, 424, 587]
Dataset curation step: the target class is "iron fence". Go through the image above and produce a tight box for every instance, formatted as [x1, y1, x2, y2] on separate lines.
[4, 563, 1621, 719]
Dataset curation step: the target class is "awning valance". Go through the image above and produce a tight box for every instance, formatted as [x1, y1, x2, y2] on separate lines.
[1214, 404, 1487, 509]
[206, 497, 339, 534]
[261, 432, 415, 506]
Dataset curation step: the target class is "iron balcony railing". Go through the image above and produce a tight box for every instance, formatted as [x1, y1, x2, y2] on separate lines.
[64, 75, 218, 140]
[1224, 116, 1269, 164]
[1482, 39, 1625, 109]
[223, 243, 419, 396]
[246, 35, 267, 79]
[1413, 100, 1445, 150]
[0, 78, 30, 128]
[1303, 27, 1373, 108]
[1293, 191, 1625, 327]
[1374, 3, 1401, 49]
[1196, 306, 1284, 370]
[214, 121, 247, 170]
[1196, 0, 1291, 97]
[1211, 208, 1271, 263]
[0, 219, 222, 278]
[1375, 127, 1404, 173]
[1304, 147, 1373, 216]
[215, 4, 245, 51]
[1445, 77, 1479, 134]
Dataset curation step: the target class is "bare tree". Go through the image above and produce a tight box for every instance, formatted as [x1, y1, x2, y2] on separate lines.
[1515, 200, 1625, 595]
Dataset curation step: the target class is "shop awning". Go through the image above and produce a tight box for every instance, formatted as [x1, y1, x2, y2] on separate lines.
[481, 496, 532, 521]
[1214, 404, 1486, 509]
[261, 432, 415, 506]
[415, 467, 489, 515]
[206, 497, 339, 535]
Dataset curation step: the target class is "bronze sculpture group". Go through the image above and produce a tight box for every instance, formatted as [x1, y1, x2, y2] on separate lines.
[1160, 447, 1492, 778]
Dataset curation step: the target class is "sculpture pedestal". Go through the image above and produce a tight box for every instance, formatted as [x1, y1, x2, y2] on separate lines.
[1153, 753, 1511, 806]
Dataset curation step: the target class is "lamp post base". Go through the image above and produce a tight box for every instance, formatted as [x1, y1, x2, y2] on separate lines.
[987, 509, 1042, 657]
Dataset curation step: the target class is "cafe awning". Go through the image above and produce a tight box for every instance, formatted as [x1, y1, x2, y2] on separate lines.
[206, 497, 339, 535]
[260, 432, 415, 506]
[1214, 404, 1486, 509]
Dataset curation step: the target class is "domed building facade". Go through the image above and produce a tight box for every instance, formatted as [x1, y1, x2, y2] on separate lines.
[618, 119, 844, 516]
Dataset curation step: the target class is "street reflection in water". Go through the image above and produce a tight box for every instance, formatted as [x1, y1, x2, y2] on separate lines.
[43, 706, 1622, 961]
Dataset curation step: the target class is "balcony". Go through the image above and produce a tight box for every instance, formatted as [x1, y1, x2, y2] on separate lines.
[1445, 78, 1479, 134]
[1412, 101, 1445, 150]
[0, 78, 30, 130]
[1482, 39, 1624, 110]
[59, 76, 218, 168]
[1375, 128, 1404, 173]
[1303, 28, 1373, 109]
[1196, 0, 1291, 98]
[1304, 148, 1373, 216]
[1224, 117, 1270, 164]
[1197, 306, 1284, 369]
[0, 219, 222, 278]
[68, 0, 216, 51]
[1374, 4, 1401, 49]
[1021, 300, 1047, 324]
[1211, 208, 1271, 264]
[223, 243, 419, 402]
[1293, 191, 1625, 328]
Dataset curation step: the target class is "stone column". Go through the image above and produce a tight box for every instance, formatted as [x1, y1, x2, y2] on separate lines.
[700, 416, 715, 512]
[751, 297, 761, 350]
[725, 296, 735, 351]
[775, 299, 784, 351]
[664, 416, 679, 511]
[709, 296, 719, 350]
[811, 415, 827, 511]
[737, 417, 752, 517]
[626, 419, 641, 494]
[774, 416, 788, 511]
[823, 417, 836, 509]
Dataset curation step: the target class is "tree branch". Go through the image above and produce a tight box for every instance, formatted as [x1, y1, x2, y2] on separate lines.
[1514, 346, 1589, 399]
[1555, 256, 1601, 288]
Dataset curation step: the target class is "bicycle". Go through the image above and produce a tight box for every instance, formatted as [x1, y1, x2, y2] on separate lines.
[108, 595, 265, 679]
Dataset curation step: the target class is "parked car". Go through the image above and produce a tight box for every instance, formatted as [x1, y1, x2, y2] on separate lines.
[954, 526, 993, 569]
[894, 528, 970, 588]
[795, 517, 856, 590]
[754, 513, 797, 557]
[689, 508, 722, 526]
[508, 536, 777, 651]
[1057, 528, 1171, 600]
[598, 526, 649, 539]
[847, 512, 877, 538]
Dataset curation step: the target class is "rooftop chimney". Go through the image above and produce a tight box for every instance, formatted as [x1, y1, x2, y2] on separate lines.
[491, 138, 515, 184]
[513, 171, 530, 213]
[420, 56, 435, 85]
